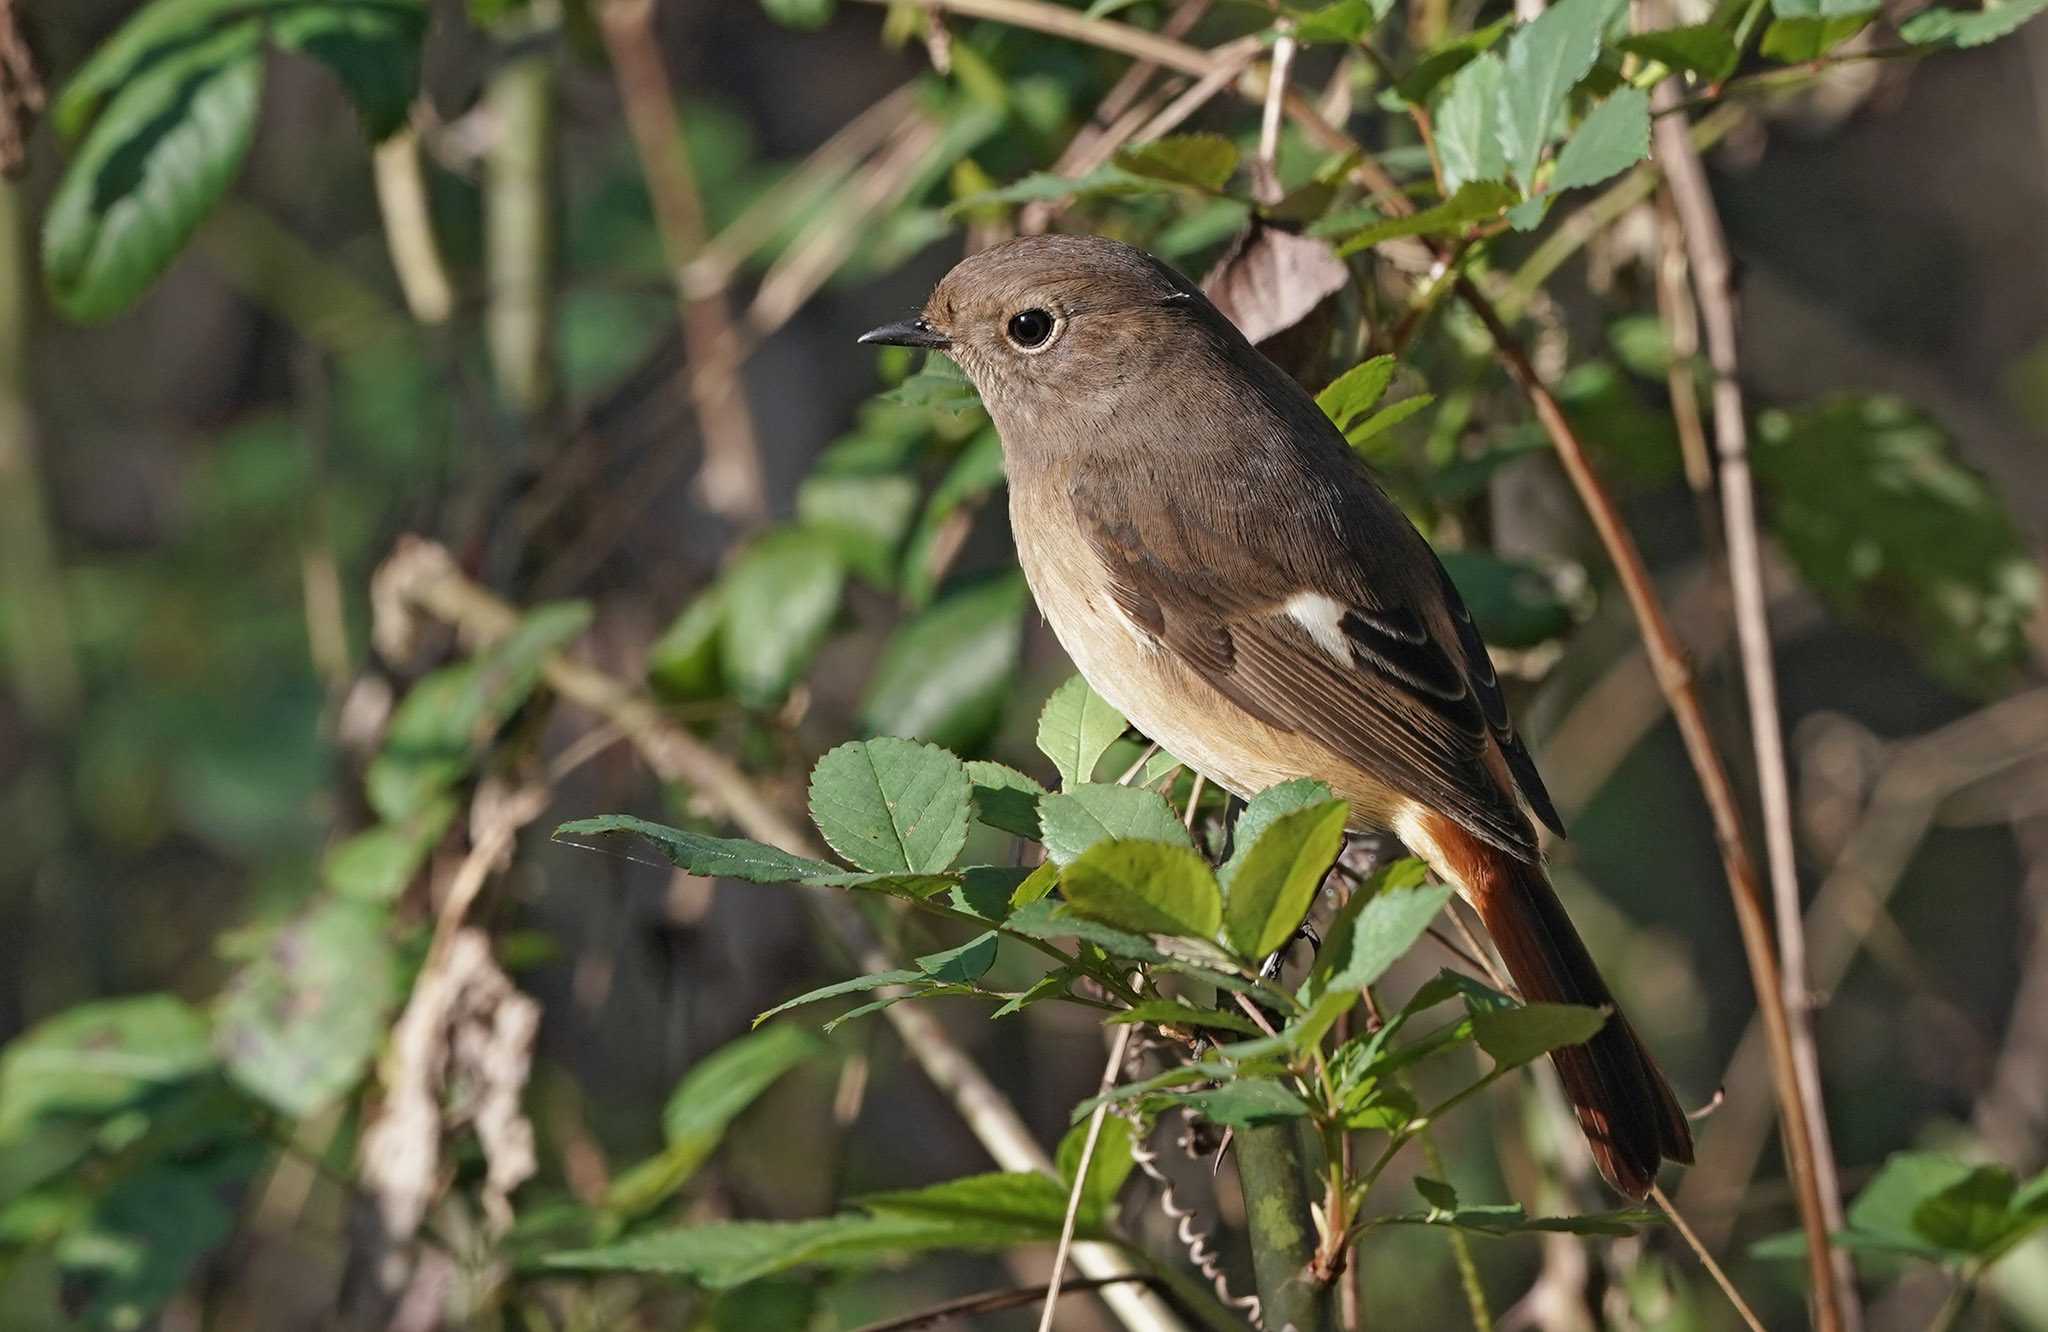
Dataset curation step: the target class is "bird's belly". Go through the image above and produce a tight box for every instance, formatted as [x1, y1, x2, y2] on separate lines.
[1015, 520, 1404, 831]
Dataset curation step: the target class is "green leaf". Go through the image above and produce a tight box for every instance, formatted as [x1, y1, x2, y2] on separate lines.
[58, 1133, 265, 1332]
[1223, 779, 1334, 882]
[761, 0, 836, 28]
[608, 1025, 823, 1216]
[860, 576, 1028, 750]
[1061, 840, 1223, 940]
[647, 585, 726, 700]
[1433, 53, 1507, 193]
[0, 997, 214, 1142]
[1337, 181, 1516, 255]
[1057, 1114, 1136, 1218]
[916, 931, 1000, 984]
[1346, 394, 1438, 455]
[1039, 784, 1192, 867]
[214, 900, 395, 1118]
[1113, 133, 1239, 192]
[880, 362, 984, 413]
[1770, 0, 1879, 19]
[756, 971, 924, 1027]
[1550, 88, 1651, 194]
[721, 528, 846, 707]
[1155, 1079, 1310, 1127]
[1899, 0, 2048, 47]
[966, 761, 1047, 840]
[1755, 397, 2041, 692]
[1615, 25, 1740, 80]
[1912, 1167, 2020, 1256]
[1003, 898, 1169, 963]
[1295, 866, 1447, 1045]
[1438, 549, 1572, 648]
[547, 1199, 1074, 1286]
[797, 472, 921, 587]
[43, 25, 264, 322]
[1109, 999, 1263, 1036]
[1471, 1002, 1608, 1068]
[366, 601, 591, 821]
[556, 814, 842, 883]
[1223, 800, 1349, 959]
[1315, 357, 1397, 433]
[1759, 12, 1875, 59]
[860, 1171, 1083, 1231]
[322, 798, 458, 903]
[270, 0, 427, 140]
[1292, 0, 1396, 43]
[808, 738, 973, 875]
[1035, 675, 1128, 789]
[901, 428, 1005, 606]
[1395, 18, 1514, 103]
[711, 1281, 818, 1332]
[1496, 0, 1627, 192]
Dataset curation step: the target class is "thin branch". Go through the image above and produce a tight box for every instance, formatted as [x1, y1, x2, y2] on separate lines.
[856, 1276, 1162, 1332]
[370, 538, 1191, 1332]
[373, 124, 455, 325]
[482, 53, 556, 417]
[845, 0, 1222, 77]
[1650, 1185, 1769, 1332]
[599, 0, 767, 524]
[1652, 80, 1858, 1331]
[1041, 1023, 1137, 1332]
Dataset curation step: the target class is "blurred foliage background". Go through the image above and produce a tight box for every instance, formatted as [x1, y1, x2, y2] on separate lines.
[2, 0, 2048, 1328]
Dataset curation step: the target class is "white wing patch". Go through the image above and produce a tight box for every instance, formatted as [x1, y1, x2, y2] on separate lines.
[1283, 592, 1354, 666]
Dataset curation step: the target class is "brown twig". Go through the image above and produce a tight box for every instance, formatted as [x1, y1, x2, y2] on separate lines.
[370, 538, 1190, 1332]
[1040, 1022, 1137, 1332]
[599, 0, 767, 525]
[1651, 80, 1858, 1330]
[373, 124, 455, 325]
[1650, 1186, 1769, 1332]
[854, 1276, 1162, 1332]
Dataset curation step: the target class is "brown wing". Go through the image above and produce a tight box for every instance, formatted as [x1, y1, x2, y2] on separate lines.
[1070, 449, 1560, 863]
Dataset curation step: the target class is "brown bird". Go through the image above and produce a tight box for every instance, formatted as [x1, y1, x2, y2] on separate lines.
[860, 233, 1693, 1197]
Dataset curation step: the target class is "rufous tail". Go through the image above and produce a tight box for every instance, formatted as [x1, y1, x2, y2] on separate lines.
[1442, 821, 1694, 1197]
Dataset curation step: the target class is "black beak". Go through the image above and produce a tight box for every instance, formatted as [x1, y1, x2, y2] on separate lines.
[858, 317, 951, 350]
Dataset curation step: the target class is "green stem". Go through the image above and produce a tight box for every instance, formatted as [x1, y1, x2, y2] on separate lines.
[1926, 1269, 1977, 1332]
[1237, 1121, 1333, 1332]
[1419, 1132, 1492, 1332]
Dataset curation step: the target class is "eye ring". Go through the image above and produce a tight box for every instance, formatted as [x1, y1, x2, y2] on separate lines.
[1005, 308, 1059, 352]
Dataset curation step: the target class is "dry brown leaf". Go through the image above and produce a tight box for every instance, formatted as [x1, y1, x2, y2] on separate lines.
[1200, 219, 1349, 348]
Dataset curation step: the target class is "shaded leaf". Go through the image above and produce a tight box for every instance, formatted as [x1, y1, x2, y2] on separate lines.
[1291, 0, 1396, 43]
[967, 761, 1047, 840]
[271, 0, 427, 139]
[609, 1025, 823, 1216]
[1002, 899, 1169, 963]
[1438, 549, 1573, 648]
[761, 0, 836, 28]
[797, 472, 921, 587]
[916, 931, 1000, 984]
[1114, 133, 1239, 192]
[1471, 1001, 1608, 1068]
[215, 900, 395, 1118]
[1395, 18, 1514, 103]
[1434, 53, 1507, 193]
[756, 970, 924, 1026]
[1035, 675, 1128, 790]
[1759, 12, 1876, 59]
[1755, 397, 2041, 691]
[1338, 182, 1516, 255]
[1346, 394, 1438, 455]
[1109, 999, 1263, 1036]
[1155, 1079, 1310, 1127]
[0, 996, 214, 1141]
[1496, 0, 1627, 192]
[1550, 88, 1651, 194]
[647, 585, 725, 701]
[1223, 779, 1335, 882]
[323, 798, 458, 903]
[44, 26, 264, 322]
[1061, 840, 1222, 939]
[1057, 1114, 1136, 1217]
[1616, 25, 1740, 79]
[808, 739, 974, 874]
[1039, 784, 1192, 867]
[860, 576, 1028, 750]
[1899, 0, 2048, 46]
[721, 528, 846, 707]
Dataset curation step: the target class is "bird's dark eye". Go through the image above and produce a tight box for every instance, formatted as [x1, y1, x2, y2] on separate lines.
[1006, 308, 1055, 349]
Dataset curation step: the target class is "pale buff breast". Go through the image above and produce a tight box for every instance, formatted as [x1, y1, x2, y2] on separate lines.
[1009, 484, 1411, 835]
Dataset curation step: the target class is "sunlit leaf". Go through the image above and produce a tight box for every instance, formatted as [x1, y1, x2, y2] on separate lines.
[807, 738, 974, 874]
[1039, 783, 1192, 867]
[1114, 133, 1239, 192]
[1061, 840, 1222, 940]
[1433, 53, 1506, 193]
[1550, 88, 1651, 194]
[1222, 800, 1349, 960]
[1496, 0, 1627, 192]
[1035, 675, 1128, 790]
